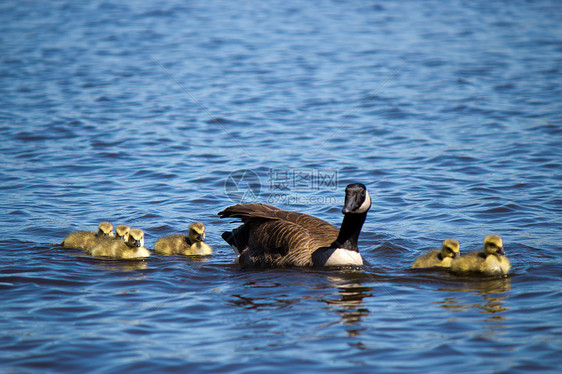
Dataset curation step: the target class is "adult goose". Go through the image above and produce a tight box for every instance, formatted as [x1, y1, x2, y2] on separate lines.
[218, 183, 370, 268]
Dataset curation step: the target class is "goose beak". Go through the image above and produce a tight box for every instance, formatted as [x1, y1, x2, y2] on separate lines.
[197, 233, 204, 242]
[453, 252, 460, 259]
[342, 204, 353, 214]
[133, 240, 142, 247]
[342, 196, 359, 214]
[497, 247, 505, 256]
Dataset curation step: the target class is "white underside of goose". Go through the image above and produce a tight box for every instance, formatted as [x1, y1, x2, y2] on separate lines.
[315, 247, 363, 267]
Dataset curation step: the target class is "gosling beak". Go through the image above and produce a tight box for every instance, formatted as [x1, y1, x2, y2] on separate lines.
[133, 240, 142, 247]
[497, 247, 505, 256]
[453, 252, 460, 259]
[197, 234, 204, 242]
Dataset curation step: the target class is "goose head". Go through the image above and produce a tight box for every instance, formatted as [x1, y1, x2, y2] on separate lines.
[127, 229, 145, 248]
[188, 222, 206, 243]
[342, 183, 371, 214]
[441, 238, 460, 259]
[484, 235, 505, 256]
[115, 225, 131, 241]
[97, 222, 115, 237]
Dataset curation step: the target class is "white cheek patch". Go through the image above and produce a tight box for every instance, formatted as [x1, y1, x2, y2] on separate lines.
[352, 191, 371, 214]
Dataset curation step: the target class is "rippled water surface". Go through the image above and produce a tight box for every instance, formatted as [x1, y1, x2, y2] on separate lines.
[1, 0, 561, 372]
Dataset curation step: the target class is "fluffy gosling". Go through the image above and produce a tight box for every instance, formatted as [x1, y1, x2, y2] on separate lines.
[61, 221, 114, 250]
[115, 225, 131, 241]
[84, 224, 131, 252]
[450, 235, 510, 276]
[154, 222, 212, 256]
[412, 238, 460, 268]
[89, 228, 150, 259]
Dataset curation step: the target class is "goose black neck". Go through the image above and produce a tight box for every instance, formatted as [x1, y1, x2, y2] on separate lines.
[332, 211, 368, 251]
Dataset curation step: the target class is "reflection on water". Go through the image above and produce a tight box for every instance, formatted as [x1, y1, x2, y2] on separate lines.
[438, 277, 511, 339]
[182, 255, 211, 263]
[92, 259, 148, 272]
[324, 273, 373, 326]
[438, 277, 511, 311]
[440, 277, 511, 322]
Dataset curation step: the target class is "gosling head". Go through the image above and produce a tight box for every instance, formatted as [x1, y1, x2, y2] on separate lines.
[342, 183, 371, 214]
[188, 222, 206, 243]
[484, 235, 505, 256]
[127, 229, 145, 248]
[115, 225, 131, 241]
[97, 222, 115, 237]
[441, 238, 460, 259]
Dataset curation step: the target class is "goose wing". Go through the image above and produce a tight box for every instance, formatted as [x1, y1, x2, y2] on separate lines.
[219, 203, 340, 267]
[242, 218, 337, 267]
[218, 203, 338, 234]
[218, 203, 282, 221]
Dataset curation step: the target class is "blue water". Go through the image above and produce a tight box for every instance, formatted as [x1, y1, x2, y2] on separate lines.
[1, 0, 561, 372]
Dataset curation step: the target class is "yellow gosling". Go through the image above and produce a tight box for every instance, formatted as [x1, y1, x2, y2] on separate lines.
[154, 222, 212, 256]
[84, 224, 131, 252]
[115, 225, 131, 241]
[61, 221, 114, 250]
[89, 228, 150, 259]
[450, 235, 511, 276]
[412, 238, 460, 268]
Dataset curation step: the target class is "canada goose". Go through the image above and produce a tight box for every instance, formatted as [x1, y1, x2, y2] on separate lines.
[154, 222, 212, 256]
[412, 239, 460, 268]
[218, 183, 371, 267]
[88, 228, 150, 259]
[450, 235, 510, 276]
[61, 221, 114, 249]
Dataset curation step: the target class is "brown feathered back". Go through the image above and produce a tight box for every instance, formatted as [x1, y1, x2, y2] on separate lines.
[218, 203, 340, 267]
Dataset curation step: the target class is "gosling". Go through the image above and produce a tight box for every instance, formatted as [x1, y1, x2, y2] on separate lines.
[154, 222, 212, 256]
[84, 224, 131, 252]
[412, 238, 460, 268]
[61, 221, 114, 250]
[450, 235, 510, 276]
[88, 228, 150, 259]
[114, 225, 131, 241]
